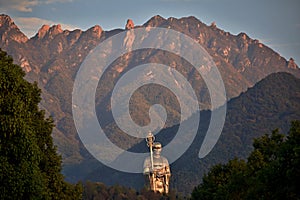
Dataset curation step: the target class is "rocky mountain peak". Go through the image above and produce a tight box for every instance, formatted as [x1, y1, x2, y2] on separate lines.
[49, 24, 63, 35]
[210, 21, 217, 28]
[0, 14, 15, 27]
[91, 25, 102, 33]
[237, 32, 250, 41]
[125, 19, 134, 29]
[0, 14, 28, 43]
[143, 15, 167, 27]
[287, 58, 298, 69]
[37, 25, 50, 38]
[34, 24, 63, 39]
[85, 25, 103, 38]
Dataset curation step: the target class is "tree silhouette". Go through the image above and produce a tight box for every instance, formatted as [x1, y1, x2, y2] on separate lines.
[192, 120, 300, 200]
[0, 49, 82, 199]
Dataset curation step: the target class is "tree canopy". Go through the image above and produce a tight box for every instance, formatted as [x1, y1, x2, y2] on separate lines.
[0, 49, 82, 199]
[191, 120, 300, 200]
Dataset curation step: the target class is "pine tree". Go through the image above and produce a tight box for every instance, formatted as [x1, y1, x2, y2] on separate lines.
[0, 49, 82, 199]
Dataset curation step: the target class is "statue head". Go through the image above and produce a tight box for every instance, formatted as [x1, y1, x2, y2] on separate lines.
[153, 142, 162, 156]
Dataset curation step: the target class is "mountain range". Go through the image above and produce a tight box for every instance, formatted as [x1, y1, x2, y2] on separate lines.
[1, 14, 300, 194]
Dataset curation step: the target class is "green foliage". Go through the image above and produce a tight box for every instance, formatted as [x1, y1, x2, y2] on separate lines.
[0, 49, 82, 199]
[191, 121, 300, 200]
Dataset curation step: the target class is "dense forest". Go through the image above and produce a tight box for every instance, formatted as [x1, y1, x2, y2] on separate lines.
[1, 48, 299, 199]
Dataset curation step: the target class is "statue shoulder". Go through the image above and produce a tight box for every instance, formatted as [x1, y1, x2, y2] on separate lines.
[161, 156, 169, 164]
[143, 156, 151, 165]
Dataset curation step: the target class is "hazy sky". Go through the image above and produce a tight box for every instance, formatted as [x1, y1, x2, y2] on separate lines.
[0, 0, 299, 65]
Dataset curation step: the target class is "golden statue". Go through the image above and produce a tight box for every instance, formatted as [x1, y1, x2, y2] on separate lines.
[143, 132, 171, 193]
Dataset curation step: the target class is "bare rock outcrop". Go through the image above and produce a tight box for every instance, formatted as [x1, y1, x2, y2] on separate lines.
[287, 58, 298, 69]
[0, 14, 28, 43]
[125, 19, 134, 29]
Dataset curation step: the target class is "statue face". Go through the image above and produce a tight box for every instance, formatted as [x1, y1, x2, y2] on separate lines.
[153, 146, 162, 156]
